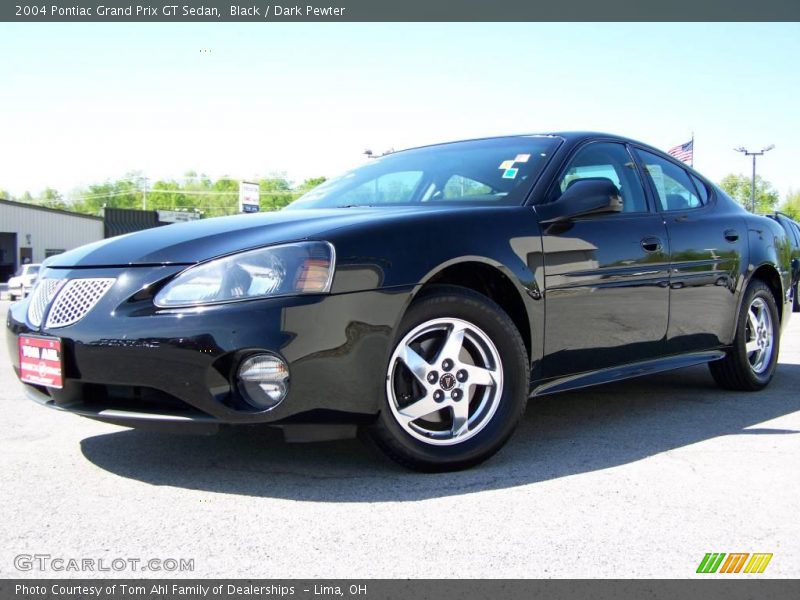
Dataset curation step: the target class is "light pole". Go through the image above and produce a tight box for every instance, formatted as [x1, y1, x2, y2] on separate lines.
[141, 176, 148, 211]
[734, 145, 774, 213]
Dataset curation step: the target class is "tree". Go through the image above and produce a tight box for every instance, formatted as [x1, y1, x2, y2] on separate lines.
[780, 189, 800, 220]
[296, 176, 327, 194]
[71, 172, 143, 215]
[257, 174, 293, 212]
[38, 187, 66, 209]
[31, 173, 330, 218]
[148, 179, 187, 213]
[719, 173, 779, 214]
[0, 187, 68, 209]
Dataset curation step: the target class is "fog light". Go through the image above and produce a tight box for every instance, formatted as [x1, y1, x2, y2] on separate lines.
[237, 354, 289, 410]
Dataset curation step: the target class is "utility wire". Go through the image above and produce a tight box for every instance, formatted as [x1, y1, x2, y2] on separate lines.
[70, 188, 299, 201]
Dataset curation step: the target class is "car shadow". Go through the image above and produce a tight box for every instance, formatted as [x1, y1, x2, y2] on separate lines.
[79, 362, 800, 502]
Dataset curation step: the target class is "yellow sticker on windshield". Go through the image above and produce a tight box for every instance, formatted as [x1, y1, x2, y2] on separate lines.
[499, 160, 515, 170]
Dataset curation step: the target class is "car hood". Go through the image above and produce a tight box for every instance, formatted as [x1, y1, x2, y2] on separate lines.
[46, 208, 424, 268]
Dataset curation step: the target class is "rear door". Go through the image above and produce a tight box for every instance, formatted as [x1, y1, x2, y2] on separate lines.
[541, 141, 670, 378]
[632, 148, 746, 352]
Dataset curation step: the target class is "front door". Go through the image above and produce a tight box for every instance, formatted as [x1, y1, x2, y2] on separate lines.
[541, 141, 670, 378]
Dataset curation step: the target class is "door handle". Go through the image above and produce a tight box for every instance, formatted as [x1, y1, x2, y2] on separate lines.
[724, 229, 739, 242]
[641, 236, 662, 253]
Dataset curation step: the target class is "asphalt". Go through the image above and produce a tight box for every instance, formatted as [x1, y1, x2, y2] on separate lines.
[1, 299, 798, 578]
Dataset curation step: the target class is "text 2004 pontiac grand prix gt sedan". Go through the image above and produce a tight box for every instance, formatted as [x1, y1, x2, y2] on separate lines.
[5, 133, 794, 471]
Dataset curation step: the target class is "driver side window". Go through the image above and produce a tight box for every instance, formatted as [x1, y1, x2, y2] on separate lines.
[551, 142, 648, 213]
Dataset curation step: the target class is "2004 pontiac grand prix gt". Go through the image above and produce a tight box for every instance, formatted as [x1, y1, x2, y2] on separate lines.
[6, 133, 795, 471]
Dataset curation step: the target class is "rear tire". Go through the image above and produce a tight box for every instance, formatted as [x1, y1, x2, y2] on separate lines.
[367, 285, 528, 472]
[709, 279, 780, 391]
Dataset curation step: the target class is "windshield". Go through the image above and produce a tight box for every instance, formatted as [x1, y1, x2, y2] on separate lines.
[287, 136, 561, 209]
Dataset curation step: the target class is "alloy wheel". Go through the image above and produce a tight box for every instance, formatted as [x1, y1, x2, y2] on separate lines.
[386, 317, 504, 446]
[745, 297, 775, 374]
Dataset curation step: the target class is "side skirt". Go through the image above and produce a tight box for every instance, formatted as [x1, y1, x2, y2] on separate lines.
[531, 350, 727, 398]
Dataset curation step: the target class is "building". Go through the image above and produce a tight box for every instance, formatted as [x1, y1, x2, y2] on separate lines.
[0, 199, 104, 282]
[103, 207, 172, 238]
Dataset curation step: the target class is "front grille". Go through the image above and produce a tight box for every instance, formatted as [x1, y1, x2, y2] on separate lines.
[27, 279, 64, 327]
[45, 278, 116, 329]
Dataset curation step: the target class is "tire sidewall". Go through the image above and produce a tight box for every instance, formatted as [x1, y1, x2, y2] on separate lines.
[735, 283, 780, 387]
[376, 288, 528, 468]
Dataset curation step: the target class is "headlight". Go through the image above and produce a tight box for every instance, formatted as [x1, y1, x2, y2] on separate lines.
[154, 241, 335, 308]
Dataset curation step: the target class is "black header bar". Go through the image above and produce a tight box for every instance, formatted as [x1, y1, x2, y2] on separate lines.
[3, 0, 800, 22]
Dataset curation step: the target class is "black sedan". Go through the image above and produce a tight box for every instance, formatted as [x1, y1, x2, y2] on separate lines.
[5, 132, 794, 471]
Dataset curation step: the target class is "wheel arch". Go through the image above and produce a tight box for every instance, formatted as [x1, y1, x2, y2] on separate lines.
[411, 258, 534, 361]
[743, 262, 785, 324]
[752, 263, 784, 319]
[711, 261, 784, 391]
[741, 215, 793, 327]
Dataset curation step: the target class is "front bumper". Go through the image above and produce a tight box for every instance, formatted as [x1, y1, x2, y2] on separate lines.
[6, 265, 415, 428]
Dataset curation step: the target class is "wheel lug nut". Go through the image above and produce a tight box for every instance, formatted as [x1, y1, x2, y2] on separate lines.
[433, 390, 444, 402]
[442, 359, 453, 371]
[456, 369, 468, 382]
[451, 389, 462, 401]
[427, 371, 438, 384]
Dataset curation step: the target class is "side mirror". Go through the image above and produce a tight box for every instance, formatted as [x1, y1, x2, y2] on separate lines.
[537, 178, 623, 223]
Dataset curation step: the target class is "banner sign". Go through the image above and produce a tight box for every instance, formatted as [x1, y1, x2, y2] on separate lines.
[157, 210, 201, 223]
[239, 181, 260, 214]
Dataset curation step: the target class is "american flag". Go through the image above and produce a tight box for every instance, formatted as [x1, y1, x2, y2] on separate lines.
[668, 139, 694, 164]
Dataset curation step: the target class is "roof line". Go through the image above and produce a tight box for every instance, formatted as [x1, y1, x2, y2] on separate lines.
[0, 198, 104, 221]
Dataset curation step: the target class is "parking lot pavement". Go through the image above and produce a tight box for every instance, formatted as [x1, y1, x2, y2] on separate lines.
[0, 298, 798, 578]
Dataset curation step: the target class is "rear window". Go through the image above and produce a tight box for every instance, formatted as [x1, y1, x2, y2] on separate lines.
[634, 148, 705, 211]
[690, 174, 709, 205]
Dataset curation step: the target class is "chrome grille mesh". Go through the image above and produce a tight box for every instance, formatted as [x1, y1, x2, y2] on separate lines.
[27, 279, 63, 327]
[44, 278, 116, 329]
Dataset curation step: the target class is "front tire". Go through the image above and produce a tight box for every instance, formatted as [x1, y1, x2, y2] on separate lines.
[709, 279, 780, 391]
[368, 285, 528, 472]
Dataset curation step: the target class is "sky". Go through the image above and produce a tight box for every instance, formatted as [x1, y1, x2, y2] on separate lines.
[1, 22, 799, 200]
